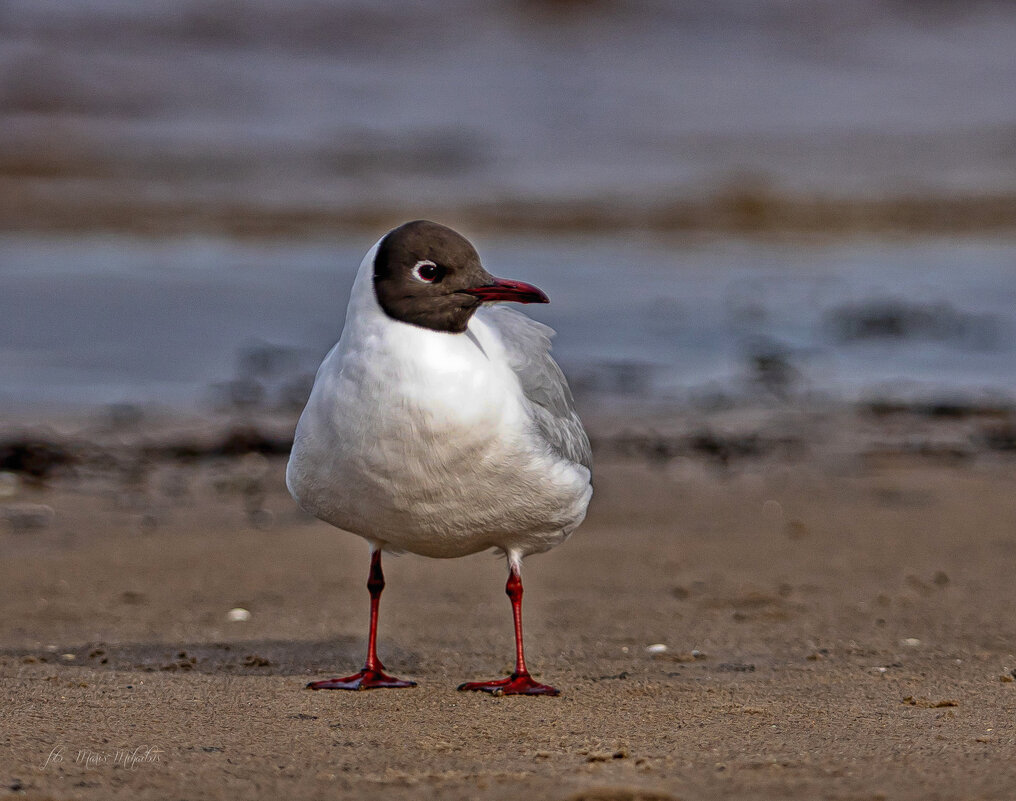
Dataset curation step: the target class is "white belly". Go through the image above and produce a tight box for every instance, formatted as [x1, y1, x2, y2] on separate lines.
[286, 315, 591, 559]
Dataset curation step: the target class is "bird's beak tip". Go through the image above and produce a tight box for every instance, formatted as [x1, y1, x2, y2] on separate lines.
[461, 277, 549, 305]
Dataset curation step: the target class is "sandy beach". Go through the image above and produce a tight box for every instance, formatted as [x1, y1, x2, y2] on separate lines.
[2, 406, 1015, 800]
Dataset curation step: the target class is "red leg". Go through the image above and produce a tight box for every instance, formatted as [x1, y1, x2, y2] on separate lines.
[308, 549, 416, 691]
[458, 562, 559, 696]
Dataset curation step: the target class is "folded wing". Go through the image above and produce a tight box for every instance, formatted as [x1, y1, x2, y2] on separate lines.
[479, 306, 592, 472]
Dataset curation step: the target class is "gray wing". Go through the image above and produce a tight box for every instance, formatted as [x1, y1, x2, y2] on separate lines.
[478, 305, 592, 472]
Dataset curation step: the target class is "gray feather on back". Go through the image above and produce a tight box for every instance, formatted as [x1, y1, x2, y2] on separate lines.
[478, 306, 592, 472]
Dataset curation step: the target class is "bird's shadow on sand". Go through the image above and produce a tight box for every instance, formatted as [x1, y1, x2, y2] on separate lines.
[3, 638, 420, 677]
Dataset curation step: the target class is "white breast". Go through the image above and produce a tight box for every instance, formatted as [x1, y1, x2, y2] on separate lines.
[286, 246, 591, 559]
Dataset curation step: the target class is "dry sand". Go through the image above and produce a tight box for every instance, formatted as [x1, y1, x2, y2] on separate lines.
[2, 407, 1016, 800]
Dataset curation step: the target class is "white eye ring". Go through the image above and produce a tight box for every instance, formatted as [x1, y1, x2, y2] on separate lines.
[411, 260, 440, 283]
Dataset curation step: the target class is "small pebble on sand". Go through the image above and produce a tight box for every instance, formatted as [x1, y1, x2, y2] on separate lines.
[762, 499, 783, 522]
[0, 472, 20, 498]
[645, 643, 668, 655]
[227, 607, 251, 622]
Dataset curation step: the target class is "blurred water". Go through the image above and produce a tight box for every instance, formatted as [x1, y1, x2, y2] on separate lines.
[2, 233, 1013, 411]
[3, 2, 1016, 413]
[2, 1, 1015, 229]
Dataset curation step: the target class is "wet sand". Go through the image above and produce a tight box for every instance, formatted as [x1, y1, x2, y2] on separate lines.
[2, 408, 1016, 800]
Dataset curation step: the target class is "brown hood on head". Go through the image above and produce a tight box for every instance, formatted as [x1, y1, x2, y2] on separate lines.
[373, 220, 547, 334]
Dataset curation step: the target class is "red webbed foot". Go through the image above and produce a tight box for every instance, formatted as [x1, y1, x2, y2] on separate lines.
[457, 672, 560, 696]
[307, 668, 416, 691]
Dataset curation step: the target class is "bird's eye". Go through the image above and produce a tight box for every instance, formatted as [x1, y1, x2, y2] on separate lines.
[411, 260, 443, 283]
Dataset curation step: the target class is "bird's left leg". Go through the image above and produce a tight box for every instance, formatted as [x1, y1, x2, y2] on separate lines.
[458, 556, 560, 696]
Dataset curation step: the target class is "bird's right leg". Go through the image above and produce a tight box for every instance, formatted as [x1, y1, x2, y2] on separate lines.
[457, 559, 560, 696]
[307, 548, 416, 690]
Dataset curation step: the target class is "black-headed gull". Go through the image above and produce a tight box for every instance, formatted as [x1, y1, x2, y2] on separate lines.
[287, 220, 592, 695]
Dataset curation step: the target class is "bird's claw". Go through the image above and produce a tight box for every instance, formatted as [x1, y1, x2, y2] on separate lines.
[457, 672, 560, 696]
[307, 669, 416, 690]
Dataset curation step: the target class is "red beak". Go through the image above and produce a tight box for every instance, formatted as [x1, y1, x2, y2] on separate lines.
[460, 277, 549, 304]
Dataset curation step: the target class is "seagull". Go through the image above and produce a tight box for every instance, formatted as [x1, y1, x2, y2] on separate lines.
[287, 220, 592, 696]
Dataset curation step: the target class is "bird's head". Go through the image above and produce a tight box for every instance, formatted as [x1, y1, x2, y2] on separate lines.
[372, 220, 548, 333]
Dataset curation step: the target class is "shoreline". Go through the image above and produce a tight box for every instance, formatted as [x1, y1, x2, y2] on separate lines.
[6, 190, 1016, 239]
